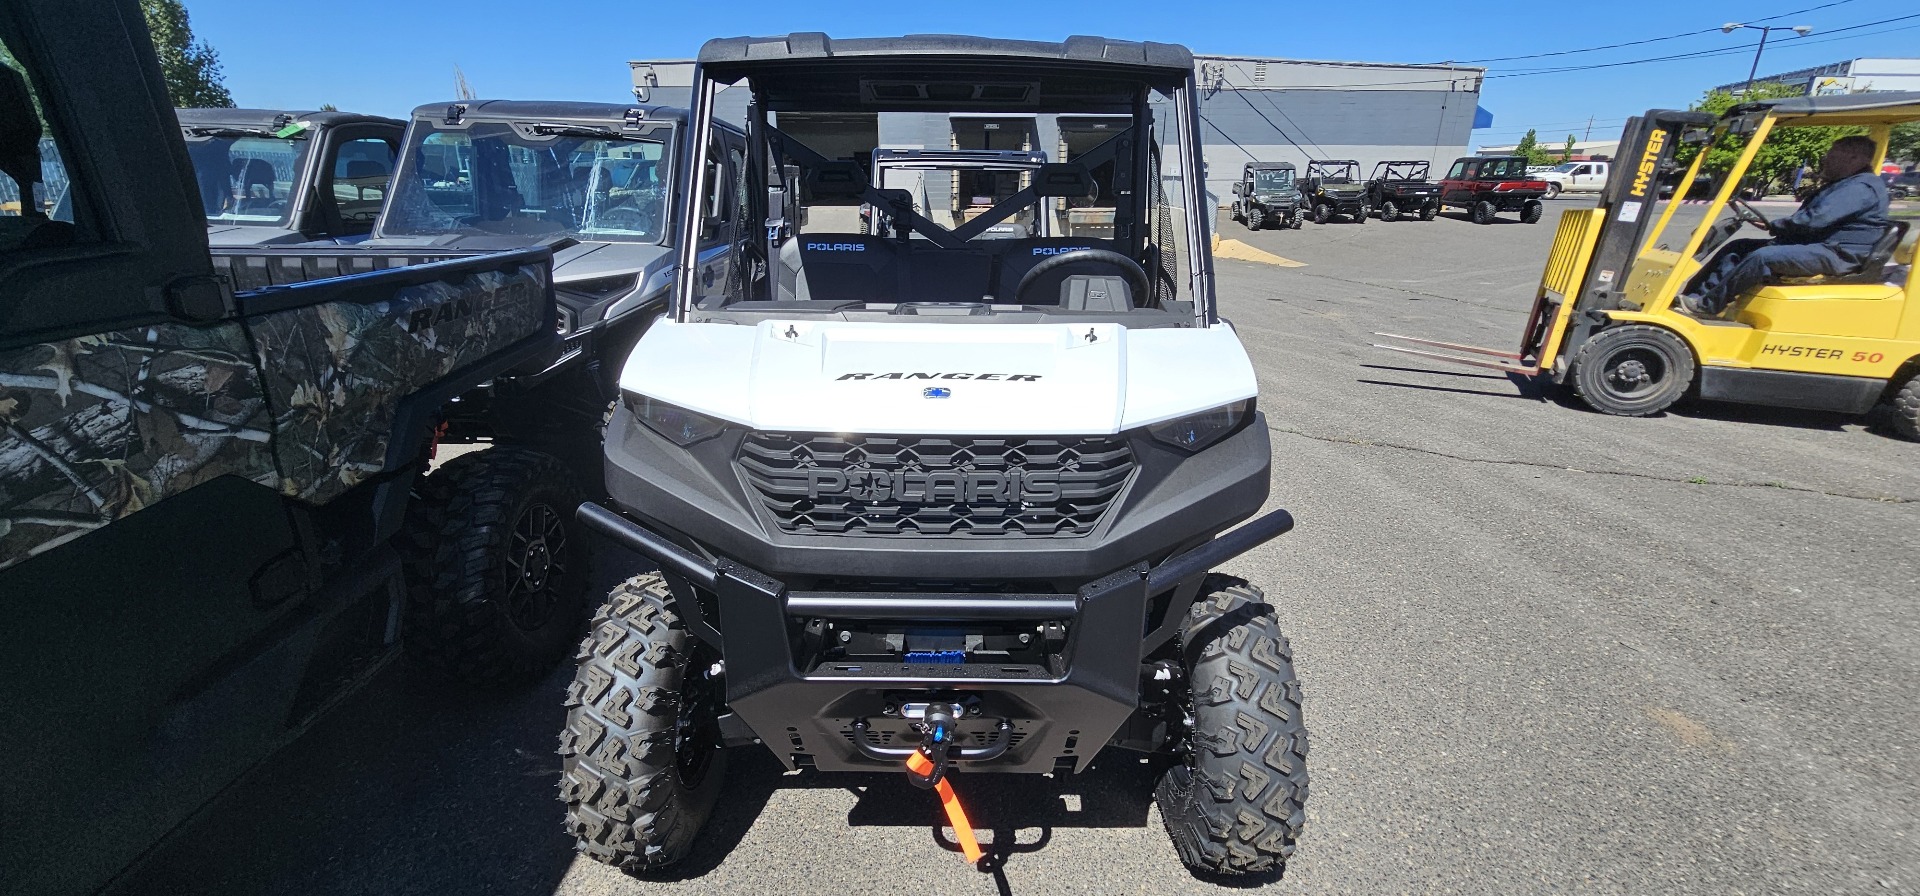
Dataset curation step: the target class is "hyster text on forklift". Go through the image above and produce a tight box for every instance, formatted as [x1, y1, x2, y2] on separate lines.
[560, 32, 1309, 877]
[1379, 93, 1920, 439]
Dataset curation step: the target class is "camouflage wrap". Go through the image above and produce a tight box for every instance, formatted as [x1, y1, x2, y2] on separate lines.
[246, 263, 547, 502]
[0, 324, 276, 570]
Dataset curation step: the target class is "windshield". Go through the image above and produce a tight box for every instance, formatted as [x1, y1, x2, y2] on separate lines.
[1309, 162, 1358, 183]
[1479, 158, 1529, 178]
[184, 132, 311, 227]
[875, 163, 1044, 238]
[689, 70, 1202, 320]
[1548, 162, 1580, 173]
[381, 121, 672, 243]
[1253, 169, 1293, 190]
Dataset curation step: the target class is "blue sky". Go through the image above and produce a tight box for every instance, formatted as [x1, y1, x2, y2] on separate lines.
[185, 0, 1918, 149]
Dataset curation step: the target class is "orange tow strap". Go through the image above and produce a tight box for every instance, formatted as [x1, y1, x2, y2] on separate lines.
[906, 750, 983, 863]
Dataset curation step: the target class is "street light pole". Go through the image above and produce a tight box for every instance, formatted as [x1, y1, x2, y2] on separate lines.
[1723, 23, 1814, 97]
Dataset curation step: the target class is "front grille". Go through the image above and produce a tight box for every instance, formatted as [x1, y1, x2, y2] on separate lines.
[738, 433, 1134, 538]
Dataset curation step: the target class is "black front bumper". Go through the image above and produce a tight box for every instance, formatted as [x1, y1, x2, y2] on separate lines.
[578, 501, 1295, 774]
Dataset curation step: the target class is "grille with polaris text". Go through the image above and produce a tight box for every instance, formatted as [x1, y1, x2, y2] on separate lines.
[739, 433, 1134, 537]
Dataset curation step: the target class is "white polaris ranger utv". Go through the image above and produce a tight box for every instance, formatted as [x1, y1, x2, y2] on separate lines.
[562, 33, 1307, 877]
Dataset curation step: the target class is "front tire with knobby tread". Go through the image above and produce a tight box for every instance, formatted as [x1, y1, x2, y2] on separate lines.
[1155, 576, 1309, 877]
[402, 446, 589, 686]
[1246, 206, 1265, 230]
[560, 575, 727, 871]
[1521, 199, 1545, 224]
[1471, 200, 1497, 224]
[1380, 199, 1400, 221]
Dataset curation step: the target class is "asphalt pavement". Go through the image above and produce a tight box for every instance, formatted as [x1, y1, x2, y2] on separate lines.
[111, 200, 1920, 896]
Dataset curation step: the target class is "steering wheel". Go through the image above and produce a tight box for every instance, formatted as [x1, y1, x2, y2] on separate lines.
[595, 205, 657, 234]
[1013, 249, 1150, 306]
[1729, 197, 1771, 231]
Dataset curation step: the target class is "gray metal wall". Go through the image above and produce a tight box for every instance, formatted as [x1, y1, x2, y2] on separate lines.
[1197, 87, 1478, 205]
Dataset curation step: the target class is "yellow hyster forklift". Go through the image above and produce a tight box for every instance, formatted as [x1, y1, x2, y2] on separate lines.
[1378, 93, 1920, 440]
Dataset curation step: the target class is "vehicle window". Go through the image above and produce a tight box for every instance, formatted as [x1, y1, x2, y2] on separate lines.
[0, 54, 82, 255]
[1480, 158, 1524, 178]
[1549, 162, 1579, 173]
[183, 131, 310, 228]
[331, 137, 395, 228]
[383, 121, 671, 243]
[1447, 160, 1468, 179]
[1253, 169, 1293, 191]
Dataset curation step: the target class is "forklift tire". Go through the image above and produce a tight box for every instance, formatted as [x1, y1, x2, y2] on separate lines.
[1877, 368, 1920, 441]
[1470, 200, 1497, 225]
[1246, 206, 1266, 230]
[561, 574, 727, 871]
[1380, 199, 1400, 221]
[1312, 203, 1332, 225]
[1570, 324, 1696, 417]
[1418, 202, 1438, 221]
[1156, 576, 1309, 877]
[402, 446, 590, 686]
[1522, 200, 1545, 224]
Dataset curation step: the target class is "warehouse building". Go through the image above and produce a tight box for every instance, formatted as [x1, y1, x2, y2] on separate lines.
[632, 53, 1488, 208]
[1715, 57, 1920, 96]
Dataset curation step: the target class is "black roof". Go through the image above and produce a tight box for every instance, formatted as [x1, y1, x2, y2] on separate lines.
[404, 99, 692, 125]
[176, 107, 401, 129]
[697, 33, 1193, 73]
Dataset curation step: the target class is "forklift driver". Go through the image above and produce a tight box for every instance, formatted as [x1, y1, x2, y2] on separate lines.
[1680, 135, 1892, 315]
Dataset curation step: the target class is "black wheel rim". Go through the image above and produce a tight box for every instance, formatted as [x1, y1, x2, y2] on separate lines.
[675, 648, 723, 788]
[1600, 345, 1669, 400]
[504, 502, 567, 630]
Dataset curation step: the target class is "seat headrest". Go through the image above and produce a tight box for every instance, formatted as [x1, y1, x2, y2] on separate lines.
[344, 159, 387, 179]
[244, 158, 276, 187]
[806, 161, 868, 198]
[1033, 163, 1092, 198]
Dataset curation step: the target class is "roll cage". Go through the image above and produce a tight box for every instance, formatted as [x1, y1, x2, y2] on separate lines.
[1307, 160, 1361, 183]
[674, 33, 1215, 323]
[1370, 160, 1430, 181]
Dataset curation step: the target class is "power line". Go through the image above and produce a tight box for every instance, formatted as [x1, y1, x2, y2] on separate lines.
[1433, 0, 1861, 65]
[1254, 15, 1920, 91]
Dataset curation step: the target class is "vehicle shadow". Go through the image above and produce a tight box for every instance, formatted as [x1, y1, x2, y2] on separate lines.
[625, 748, 1168, 893]
[1671, 398, 1857, 433]
[107, 661, 582, 896]
[1357, 378, 1543, 401]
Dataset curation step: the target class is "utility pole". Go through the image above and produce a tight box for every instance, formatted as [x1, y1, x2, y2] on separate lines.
[1722, 22, 1812, 96]
[1585, 116, 1594, 141]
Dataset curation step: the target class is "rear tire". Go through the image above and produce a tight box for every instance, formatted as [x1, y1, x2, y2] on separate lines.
[1156, 576, 1309, 877]
[1570, 324, 1696, 416]
[1545, 182, 1563, 199]
[402, 446, 589, 685]
[1418, 202, 1437, 221]
[1230, 202, 1243, 224]
[1521, 200, 1545, 224]
[1246, 206, 1266, 230]
[1875, 366, 1920, 441]
[560, 574, 727, 871]
[1312, 202, 1331, 225]
[1470, 200, 1497, 225]
[1380, 199, 1400, 221]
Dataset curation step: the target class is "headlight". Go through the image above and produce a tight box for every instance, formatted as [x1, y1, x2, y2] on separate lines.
[1147, 400, 1253, 452]
[628, 394, 728, 446]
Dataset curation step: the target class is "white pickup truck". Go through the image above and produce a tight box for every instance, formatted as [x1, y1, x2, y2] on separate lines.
[1536, 160, 1609, 198]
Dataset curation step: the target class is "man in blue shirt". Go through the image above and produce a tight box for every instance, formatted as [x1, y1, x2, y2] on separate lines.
[1681, 135, 1893, 315]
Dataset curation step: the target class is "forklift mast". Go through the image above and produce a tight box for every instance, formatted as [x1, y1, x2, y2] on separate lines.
[1572, 111, 1717, 315]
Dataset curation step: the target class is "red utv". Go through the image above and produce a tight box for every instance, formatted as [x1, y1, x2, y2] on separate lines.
[1438, 155, 1548, 224]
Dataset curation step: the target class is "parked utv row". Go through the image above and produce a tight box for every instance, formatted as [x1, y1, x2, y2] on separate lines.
[1233, 159, 1442, 228]
[1232, 156, 1549, 229]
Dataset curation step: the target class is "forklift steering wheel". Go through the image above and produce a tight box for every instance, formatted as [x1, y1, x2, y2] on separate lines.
[1729, 198, 1771, 231]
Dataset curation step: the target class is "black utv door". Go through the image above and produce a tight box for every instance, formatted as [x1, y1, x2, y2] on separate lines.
[0, 8, 310, 896]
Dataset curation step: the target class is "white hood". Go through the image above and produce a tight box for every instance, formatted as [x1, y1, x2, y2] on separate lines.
[619, 319, 1258, 435]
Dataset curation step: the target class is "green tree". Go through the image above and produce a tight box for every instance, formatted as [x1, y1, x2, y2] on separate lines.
[1515, 129, 1555, 166]
[141, 0, 232, 107]
[1561, 135, 1576, 161]
[1889, 122, 1920, 165]
[1671, 81, 1862, 193]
